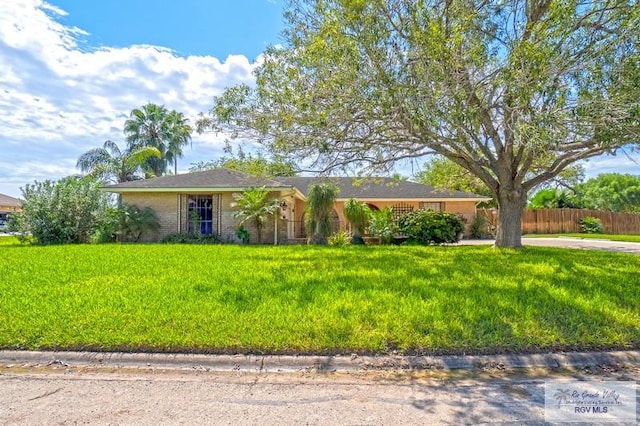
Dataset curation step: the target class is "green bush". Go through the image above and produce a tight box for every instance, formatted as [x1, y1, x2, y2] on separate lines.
[470, 214, 491, 239]
[236, 225, 251, 244]
[14, 176, 110, 245]
[580, 216, 604, 234]
[160, 232, 221, 244]
[398, 209, 465, 245]
[343, 198, 370, 245]
[367, 207, 397, 244]
[328, 229, 351, 246]
[95, 204, 161, 243]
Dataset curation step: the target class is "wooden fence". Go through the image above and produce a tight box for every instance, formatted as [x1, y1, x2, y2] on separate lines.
[479, 208, 640, 235]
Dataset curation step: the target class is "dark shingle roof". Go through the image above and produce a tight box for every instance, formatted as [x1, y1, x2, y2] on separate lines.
[104, 169, 489, 200]
[0, 193, 21, 207]
[105, 168, 288, 191]
[276, 176, 487, 200]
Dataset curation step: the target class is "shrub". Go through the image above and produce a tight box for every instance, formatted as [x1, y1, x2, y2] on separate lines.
[470, 214, 491, 239]
[367, 207, 397, 245]
[343, 198, 370, 245]
[580, 216, 604, 234]
[328, 229, 351, 246]
[92, 204, 160, 243]
[14, 176, 110, 245]
[305, 183, 339, 245]
[398, 209, 465, 245]
[160, 232, 221, 244]
[236, 225, 250, 244]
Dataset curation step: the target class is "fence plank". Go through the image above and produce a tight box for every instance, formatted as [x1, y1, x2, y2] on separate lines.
[478, 209, 640, 235]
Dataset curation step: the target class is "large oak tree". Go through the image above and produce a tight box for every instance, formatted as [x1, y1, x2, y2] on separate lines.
[200, 0, 640, 247]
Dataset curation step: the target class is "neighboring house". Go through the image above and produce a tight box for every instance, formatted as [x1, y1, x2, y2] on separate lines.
[0, 193, 21, 228]
[105, 168, 491, 243]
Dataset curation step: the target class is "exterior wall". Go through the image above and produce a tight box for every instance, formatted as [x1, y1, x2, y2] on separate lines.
[218, 192, 286, 244]
[0, 204, 21, 220]
[121, 191, 287, 244]
[121, 191, 480, 242]
[121, 192, 180, 242]
[0, 204, 21, 213]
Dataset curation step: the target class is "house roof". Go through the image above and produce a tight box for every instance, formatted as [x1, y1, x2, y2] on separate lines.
[104, 168, 291, 193]
[276, 176, 489, 201]
[0, 193, 21, 207]
[104, 168, 491, 201]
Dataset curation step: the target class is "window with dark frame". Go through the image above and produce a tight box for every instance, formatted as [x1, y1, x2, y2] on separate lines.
[187, 195, 214, 235]
[419, 202, 443, 212]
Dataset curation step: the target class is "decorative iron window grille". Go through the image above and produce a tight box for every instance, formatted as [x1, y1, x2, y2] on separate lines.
[188, 195, 214, 235]
[391, 202, 414, 222]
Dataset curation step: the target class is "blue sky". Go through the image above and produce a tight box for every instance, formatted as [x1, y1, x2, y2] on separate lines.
[51, 1, 285, 60]
[0, 1, 638, 198]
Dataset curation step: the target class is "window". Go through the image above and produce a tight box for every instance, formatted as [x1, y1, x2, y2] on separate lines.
[419, 202, 443, 212]
[391, 202, 414, 222]
[188, 195, 214, 235]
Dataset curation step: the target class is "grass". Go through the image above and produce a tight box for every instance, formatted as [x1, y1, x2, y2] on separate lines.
[525, 233, 640, 243]
[1, 240, 639, 355]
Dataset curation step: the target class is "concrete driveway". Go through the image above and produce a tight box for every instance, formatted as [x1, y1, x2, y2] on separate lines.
[458, 237, 640, 254]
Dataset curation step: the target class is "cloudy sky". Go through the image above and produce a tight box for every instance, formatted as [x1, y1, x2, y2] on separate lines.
[0, 1, 638, 198]
[0, 0, 283, 197]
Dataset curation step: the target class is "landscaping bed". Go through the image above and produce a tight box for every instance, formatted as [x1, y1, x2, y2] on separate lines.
[1, 240, 638, 355]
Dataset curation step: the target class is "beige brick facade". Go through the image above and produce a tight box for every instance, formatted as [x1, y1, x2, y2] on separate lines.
[122, 191, 288, 244]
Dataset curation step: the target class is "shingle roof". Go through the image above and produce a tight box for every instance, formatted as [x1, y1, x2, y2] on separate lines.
[276, 176, 487, 200]
[104, 168, 490, 200]
[0, 193, 21, 207]
[105, 168, 289, 191]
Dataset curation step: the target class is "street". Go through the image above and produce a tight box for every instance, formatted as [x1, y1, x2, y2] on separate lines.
[2, 363, 638, 425]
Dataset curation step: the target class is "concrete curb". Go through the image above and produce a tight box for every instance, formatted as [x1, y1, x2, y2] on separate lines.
[1, 350, 638, 373]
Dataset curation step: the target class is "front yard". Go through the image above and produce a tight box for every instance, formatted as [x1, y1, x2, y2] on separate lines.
[0, 239, 638, 355]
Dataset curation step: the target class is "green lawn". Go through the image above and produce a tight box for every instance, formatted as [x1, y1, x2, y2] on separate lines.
[525, 233, 640, 243]
[1, 240, 638, 355]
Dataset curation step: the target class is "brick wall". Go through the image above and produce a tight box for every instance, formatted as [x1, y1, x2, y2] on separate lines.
[122, 191, 287, 244]
[121, 192, 180, 241]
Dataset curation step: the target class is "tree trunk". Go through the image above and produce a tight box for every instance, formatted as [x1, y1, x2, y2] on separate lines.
[495, 193, 526, 248]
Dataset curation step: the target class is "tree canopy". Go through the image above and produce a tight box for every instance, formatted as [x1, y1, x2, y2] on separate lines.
[76, 140, 161, 184]
[415, 156, 493, 199]
[577, 173, 640, 212]
[125, 103, 192, 177]
[201, 0, 640, 248]
[189, 146, 296, 177]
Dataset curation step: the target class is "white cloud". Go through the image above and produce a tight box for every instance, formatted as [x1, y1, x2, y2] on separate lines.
[582, 149, 640, 177]
[0, 0, 258, 197]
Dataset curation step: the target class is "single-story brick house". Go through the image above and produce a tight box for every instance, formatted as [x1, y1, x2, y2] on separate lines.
[105, 168, 491, 243]
[0, 193, 21, 224]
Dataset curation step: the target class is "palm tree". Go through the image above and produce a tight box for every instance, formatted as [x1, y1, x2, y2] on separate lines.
[76, 140, 161, 184]
[124, 103, 171, 177]
[165, 110, 192, 175]
[232, 187, 280, 243]
[305, 183, 339, 245]
[343, 198, 370, 245]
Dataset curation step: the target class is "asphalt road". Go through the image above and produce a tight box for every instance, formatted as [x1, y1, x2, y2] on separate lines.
[1, 350, 639, 426]
[2, 364, 638, 425]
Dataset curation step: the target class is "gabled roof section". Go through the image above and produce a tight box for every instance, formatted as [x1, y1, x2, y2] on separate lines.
[103, 169, 490, 201]
[104, 168, 291, 193]
[276, 176, 490, 201]
[0, 193, 21, 207]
